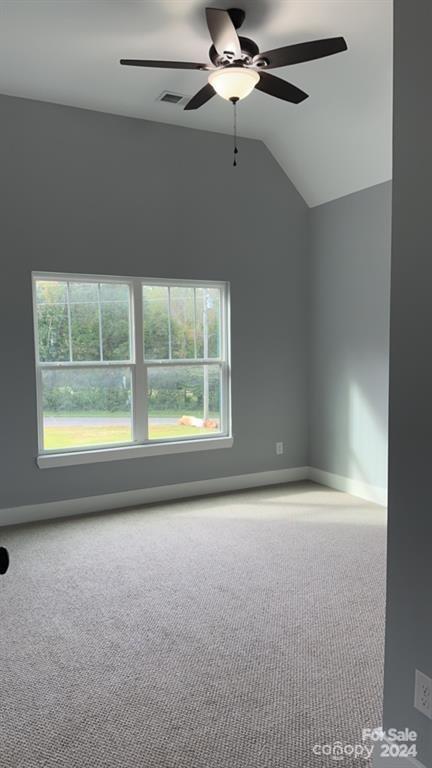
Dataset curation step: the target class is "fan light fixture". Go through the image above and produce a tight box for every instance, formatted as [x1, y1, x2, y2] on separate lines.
[208, 67, 260, 101]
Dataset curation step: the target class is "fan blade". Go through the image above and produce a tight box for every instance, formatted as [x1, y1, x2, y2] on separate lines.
[205, 8, 241, 59]
[255, 72, 308, 104]
[184, 83, 216, 110]
[120, 59, 209, 70]
[259, 37, 347, 69]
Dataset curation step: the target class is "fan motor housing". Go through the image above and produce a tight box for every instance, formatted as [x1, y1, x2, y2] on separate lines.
[209, 36, 260, 67]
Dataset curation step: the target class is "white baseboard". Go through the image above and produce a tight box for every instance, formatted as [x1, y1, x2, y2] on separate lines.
[309, 466, 387, 506]
[0, 464, 387, 528]
[0, 466, 309, 527]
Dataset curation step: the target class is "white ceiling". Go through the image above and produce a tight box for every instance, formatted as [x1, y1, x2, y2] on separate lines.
[0, 0, 392, 206]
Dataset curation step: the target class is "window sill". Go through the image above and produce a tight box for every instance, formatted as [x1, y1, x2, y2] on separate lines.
[37, 435, 234, 469]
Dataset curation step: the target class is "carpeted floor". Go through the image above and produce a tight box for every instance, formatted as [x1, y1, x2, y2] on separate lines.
[0, 482, 386, 768]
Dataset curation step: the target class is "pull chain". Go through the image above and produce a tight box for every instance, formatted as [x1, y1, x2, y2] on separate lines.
[231, 97, 239, 167]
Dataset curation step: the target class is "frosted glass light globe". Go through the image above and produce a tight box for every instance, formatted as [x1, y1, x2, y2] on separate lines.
[208, 67, 260, 101]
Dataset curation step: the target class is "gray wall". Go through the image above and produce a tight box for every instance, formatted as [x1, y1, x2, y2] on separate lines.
[0, 94, 308, 511]
[383, 1, 432, 765]
[308, 182, 391, 493]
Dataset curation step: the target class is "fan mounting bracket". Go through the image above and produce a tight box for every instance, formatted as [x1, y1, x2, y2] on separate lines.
[209, 36, 259, 67]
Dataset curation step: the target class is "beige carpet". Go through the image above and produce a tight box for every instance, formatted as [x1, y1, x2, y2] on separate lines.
[0, 482, 386, 768]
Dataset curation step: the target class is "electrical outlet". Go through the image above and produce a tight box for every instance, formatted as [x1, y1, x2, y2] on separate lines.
[276, 442, 284, 455]
[414, 669, 432, 718]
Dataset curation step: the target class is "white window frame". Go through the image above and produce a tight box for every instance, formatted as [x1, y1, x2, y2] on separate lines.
[32, 272, 232, 468]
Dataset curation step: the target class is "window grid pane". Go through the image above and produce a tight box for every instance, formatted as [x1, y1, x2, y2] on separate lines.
[100, 295, 131, 361]
[143, 285, 170, 360]
[170, 286, 196, 360]
[37, 303, 70, 363]
[70, 297, 100, 361]
[36, 280, 70, 363]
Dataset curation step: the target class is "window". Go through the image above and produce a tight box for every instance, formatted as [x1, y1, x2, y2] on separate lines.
[33, 274, 231, 467]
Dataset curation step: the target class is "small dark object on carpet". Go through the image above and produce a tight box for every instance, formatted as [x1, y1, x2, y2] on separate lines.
[0, 546, 9, 574]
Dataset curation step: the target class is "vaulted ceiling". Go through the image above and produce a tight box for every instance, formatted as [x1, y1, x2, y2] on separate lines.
[0, 0, 392, 206]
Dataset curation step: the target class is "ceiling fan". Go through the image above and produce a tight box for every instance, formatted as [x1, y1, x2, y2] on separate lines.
[120, 7, 348, 110]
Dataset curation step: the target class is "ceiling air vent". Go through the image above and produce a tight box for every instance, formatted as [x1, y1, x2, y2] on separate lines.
[158, 91, 186, 105]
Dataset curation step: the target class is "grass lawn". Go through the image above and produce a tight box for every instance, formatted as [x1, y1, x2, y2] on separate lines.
[44, 423, 218, 450]
[44, 410, 130, 419]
